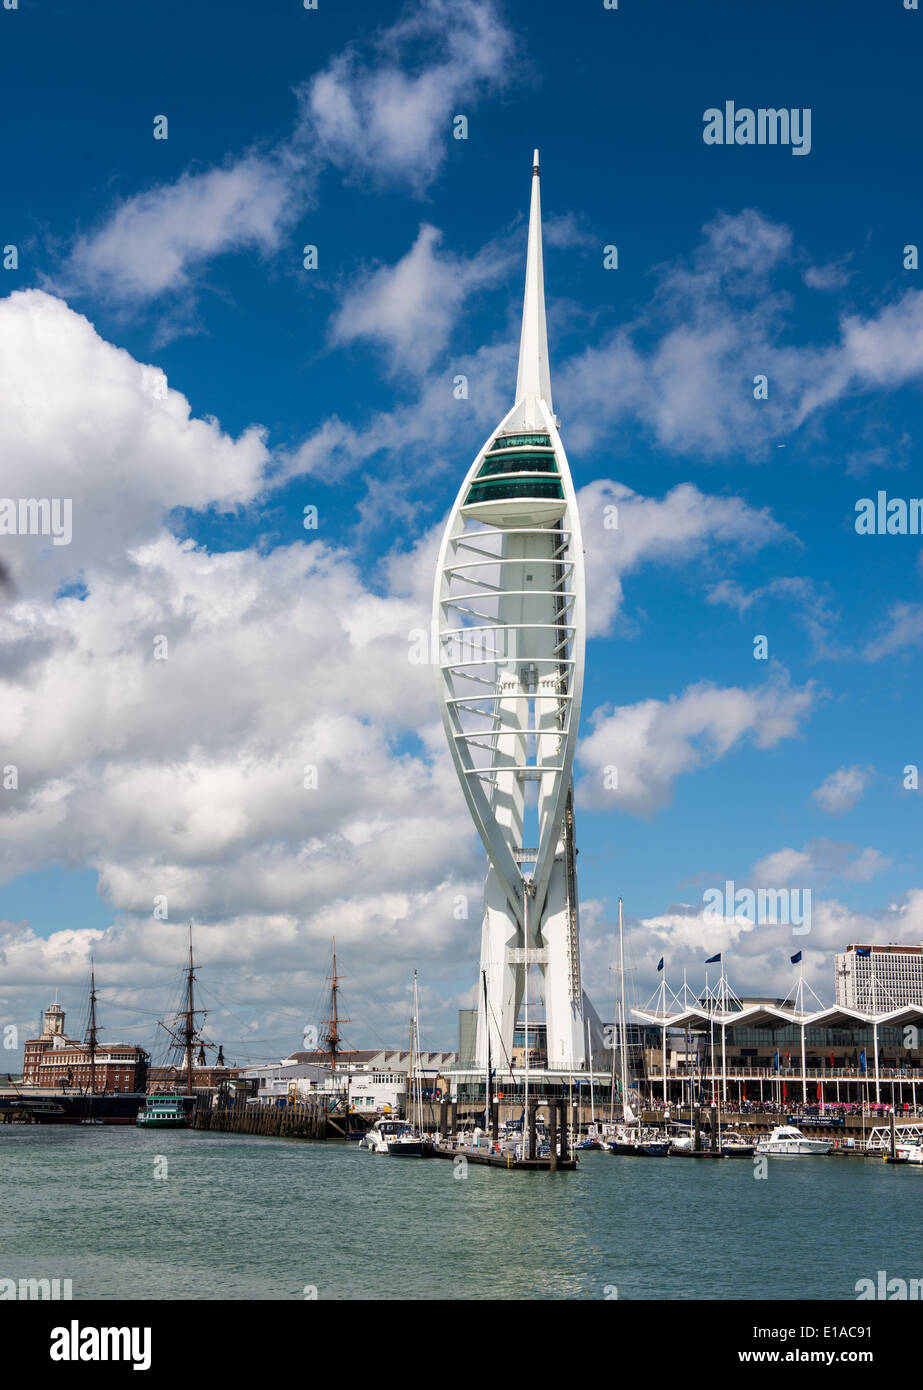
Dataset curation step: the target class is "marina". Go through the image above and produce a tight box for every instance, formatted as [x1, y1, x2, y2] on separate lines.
[3, 1122, 921, 1302]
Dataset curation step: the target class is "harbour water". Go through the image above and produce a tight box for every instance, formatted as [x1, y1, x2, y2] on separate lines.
[4, 1127, 921, 1300]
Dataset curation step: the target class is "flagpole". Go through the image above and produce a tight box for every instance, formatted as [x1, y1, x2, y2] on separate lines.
[720, 963, 727, 1107]
[872, 948, 881, 1106]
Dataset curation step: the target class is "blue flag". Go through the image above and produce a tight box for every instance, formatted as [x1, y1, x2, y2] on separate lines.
[859, 1049, 867, 1073]
[856, 947, 871, 958]
[773, 1049, 780, 1071]
[791, 951, 802, 964]
[706, 952, 721, 964]
[657, 957, 664, 972]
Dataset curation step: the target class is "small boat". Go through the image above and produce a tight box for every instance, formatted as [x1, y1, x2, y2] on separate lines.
[607, 1118, 670, 1155]
[755, 1124, 831, 1157]
[893, 1142, 923, 1164]
[360, 1118, 416, 1153]
[136, 1094, 189, 1129]
[721, 1131, 755, 1158]
[387, 1129, 432, 1157]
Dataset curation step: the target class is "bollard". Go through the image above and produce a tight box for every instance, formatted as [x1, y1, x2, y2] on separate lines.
[528, 1100, 538, 1160]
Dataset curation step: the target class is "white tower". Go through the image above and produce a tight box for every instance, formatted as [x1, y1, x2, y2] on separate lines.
[434, 152, 587, 1075]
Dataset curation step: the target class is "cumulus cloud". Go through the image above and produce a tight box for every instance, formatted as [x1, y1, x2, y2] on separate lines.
[62, 153, 303, 303]
[0, 291, 268, 596]
[628, 889, 923, 1006]
[555, 209, 923, 460]
[578, 478, 794, 637]
[752, 840, 892, 886]
[330, 223, 515, 374]
[812, 765, 873, 815]
[55, 0, 515, 305]
[304, 0, 515, 194]
[577, 668, 818, 816]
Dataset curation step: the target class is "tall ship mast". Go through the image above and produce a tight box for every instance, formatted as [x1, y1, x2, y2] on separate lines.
[159, 926, 212, 1096]
[319, 940, 351, 1108]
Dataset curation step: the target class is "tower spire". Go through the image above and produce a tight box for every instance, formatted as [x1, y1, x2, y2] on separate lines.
[515, 148, 553, 416]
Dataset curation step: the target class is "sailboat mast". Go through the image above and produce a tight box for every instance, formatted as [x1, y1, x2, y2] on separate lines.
[586, 1016, 595, 1126]
[409, 971, 416, 1129]
[482, 969, 492, 1133]
[617, 898, 629, 1122]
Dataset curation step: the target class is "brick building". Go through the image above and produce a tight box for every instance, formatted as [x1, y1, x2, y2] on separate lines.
[22, 1000, 148, 1092]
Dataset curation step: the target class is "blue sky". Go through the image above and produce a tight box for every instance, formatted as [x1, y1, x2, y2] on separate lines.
[0, 0, 921, 1061]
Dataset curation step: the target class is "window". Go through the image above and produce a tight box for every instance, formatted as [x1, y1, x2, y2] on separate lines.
[489, 433, 552, 451]
[477, 455, 558, 478]
[464, 478, 564, 506]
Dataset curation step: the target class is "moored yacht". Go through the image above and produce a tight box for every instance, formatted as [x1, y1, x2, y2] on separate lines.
[359, 1118, 412, 1153]
[755, 1124, 831, 1156]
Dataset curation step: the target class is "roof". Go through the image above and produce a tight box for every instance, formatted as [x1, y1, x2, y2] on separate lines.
[632, 1003, 923, 1030]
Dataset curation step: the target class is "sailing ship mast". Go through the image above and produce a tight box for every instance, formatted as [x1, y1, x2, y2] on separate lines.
[320, 939, 351, 1108]
[158, 925, 211, 1097]
[86, 959, 99, 1097]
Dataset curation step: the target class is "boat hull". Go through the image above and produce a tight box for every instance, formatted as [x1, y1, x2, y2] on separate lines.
[19, 1093, 146, 1125]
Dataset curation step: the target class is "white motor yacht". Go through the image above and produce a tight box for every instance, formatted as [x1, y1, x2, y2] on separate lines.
[360, 1118, 417, 1154]
[755, 1124, 831, 1156]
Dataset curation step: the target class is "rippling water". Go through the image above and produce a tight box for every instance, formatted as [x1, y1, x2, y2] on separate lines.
[2, 1126, 920, 1300]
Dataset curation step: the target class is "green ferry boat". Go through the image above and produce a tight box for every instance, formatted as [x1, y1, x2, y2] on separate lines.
[136, 1093, 189, 1129]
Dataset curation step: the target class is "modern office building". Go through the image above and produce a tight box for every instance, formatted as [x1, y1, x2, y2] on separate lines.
[835, 943, 923, 1009]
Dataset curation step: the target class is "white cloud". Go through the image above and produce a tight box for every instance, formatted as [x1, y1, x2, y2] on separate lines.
[707, 576, 842, 660]
[0, 291, 268, 596]
[61, 153, 302, 302]
[55, 0, 515, 305]
[627, 888, 923, 1006]
[330, 223, 514, 374]
[303, 0, 515, 195]
[555, 210, 923, 459]
[812, 765, 872, 815]
[578, 478, 794, 637]
[577, 669, 818, 816]
[752, 840, 891, 886]
[861, 603, 923, 661]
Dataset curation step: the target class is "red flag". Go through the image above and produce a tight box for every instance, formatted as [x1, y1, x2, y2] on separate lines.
[782, 1080, 787, 1100]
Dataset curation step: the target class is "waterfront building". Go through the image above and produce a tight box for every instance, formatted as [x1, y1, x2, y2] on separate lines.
[434, 152, 609, 1110]
[633, 994, 923, 1112]
[239, 1048, 457, 1117]
[22, 1000, 147, 1093]
[835, 942, 923, 1008]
